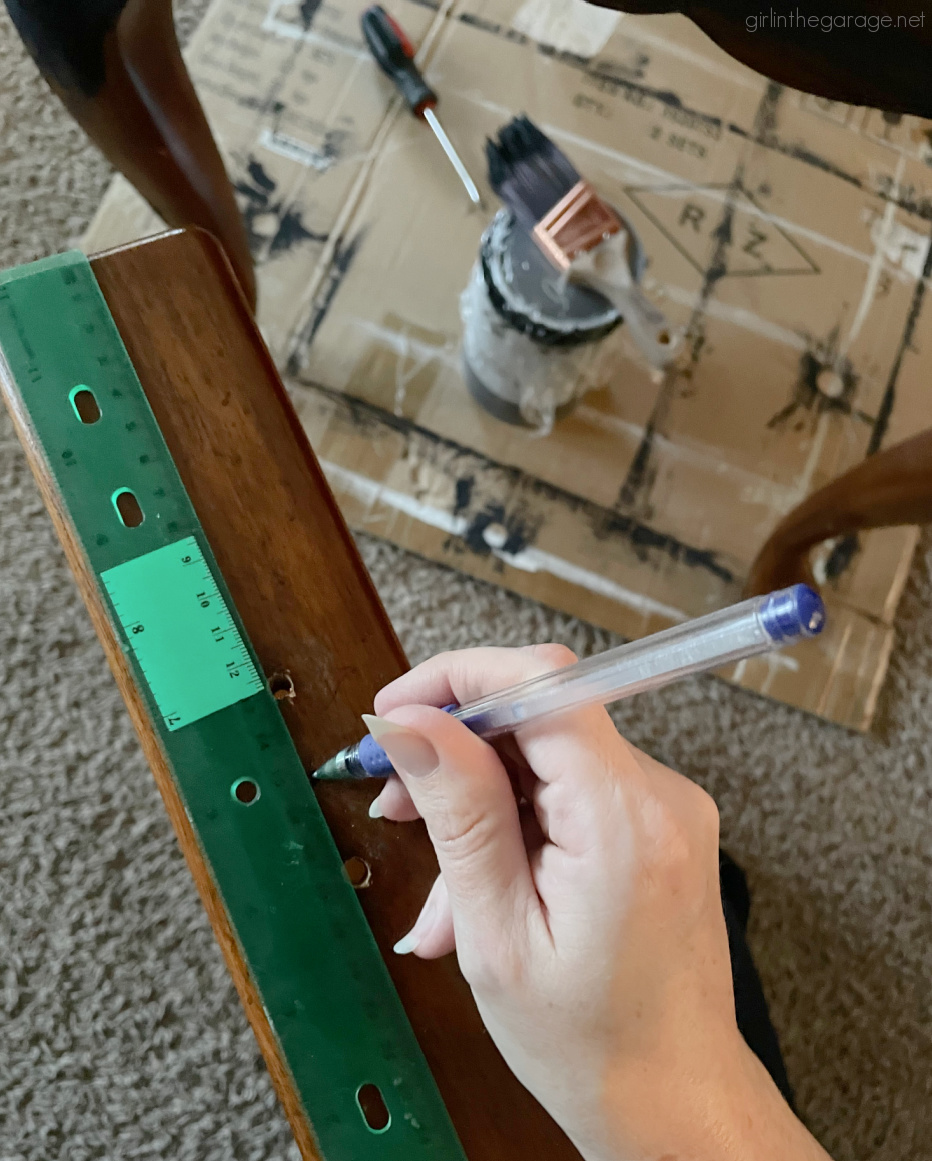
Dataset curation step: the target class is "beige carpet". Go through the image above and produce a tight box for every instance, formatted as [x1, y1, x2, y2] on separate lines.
[1, 6, 930, 1159]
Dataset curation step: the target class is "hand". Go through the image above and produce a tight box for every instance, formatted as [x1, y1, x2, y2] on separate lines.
[366, 645, 832, 1161]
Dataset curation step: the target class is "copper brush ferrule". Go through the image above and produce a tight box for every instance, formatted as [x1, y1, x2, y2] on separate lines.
[531, 180, 623, 271]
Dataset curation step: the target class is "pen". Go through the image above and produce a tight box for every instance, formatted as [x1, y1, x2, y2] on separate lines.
[312, 584, 826, 780]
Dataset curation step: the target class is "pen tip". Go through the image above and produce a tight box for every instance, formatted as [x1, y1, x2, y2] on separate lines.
[312, 754, 342, 780]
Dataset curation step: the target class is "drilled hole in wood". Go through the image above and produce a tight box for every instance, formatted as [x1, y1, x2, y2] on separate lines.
[112, 488, 144, 528]
[343, 856, 372, 889]
[356, 1083, 390, 1132]
[269, 671, 296, 701]
[231, 778, 260, 805]
[70, 386, 101, 424]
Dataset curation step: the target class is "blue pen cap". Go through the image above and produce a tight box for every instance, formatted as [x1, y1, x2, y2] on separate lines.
[758, 584, 825, 644]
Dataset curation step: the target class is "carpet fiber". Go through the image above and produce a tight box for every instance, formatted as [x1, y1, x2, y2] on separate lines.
[1, 7, 930, 1159]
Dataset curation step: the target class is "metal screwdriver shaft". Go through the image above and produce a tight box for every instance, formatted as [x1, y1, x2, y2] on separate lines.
[361, 4, 481, 206]
[422, 108, 481, 204]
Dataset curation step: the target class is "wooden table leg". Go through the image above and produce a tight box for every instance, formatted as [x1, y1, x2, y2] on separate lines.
[4, 0, 256, 308]
[746, 428, 932, 594]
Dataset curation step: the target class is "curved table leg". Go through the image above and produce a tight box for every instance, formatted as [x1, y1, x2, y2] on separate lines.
[5, 0, 256, 309]
[745, 429, 932, 595]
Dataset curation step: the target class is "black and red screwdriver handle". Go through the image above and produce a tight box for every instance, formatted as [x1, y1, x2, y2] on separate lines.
[361, 4, 437, 117]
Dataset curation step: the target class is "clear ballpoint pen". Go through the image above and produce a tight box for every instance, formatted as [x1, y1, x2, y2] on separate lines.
[312, 584, 826, 780]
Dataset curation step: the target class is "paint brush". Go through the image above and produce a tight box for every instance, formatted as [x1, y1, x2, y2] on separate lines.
[486, 116, 680, 366]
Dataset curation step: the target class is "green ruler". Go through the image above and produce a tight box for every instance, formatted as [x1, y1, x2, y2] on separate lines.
[0, 251, 467, 1161]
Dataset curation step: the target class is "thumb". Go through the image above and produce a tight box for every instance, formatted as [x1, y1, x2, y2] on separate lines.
[363, 709, 535, 968]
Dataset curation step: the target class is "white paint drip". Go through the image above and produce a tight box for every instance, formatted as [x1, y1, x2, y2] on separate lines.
[483, 535, 691, 622]
[789, 155, 906, 506]
[575, 406, 799, 509]
[259, 127, 341, 171]
[327, 455, 800, 676]
[660, 285, 810, 350]
[356, 319, 459, 369]
[320, 459, 691, 622]
[574, 405, 644, 443]
[632, 183, 878, 271]
[322, 460, 463, 535]
[349, 319, 458, 417]
[512, 0, 622, 57]
[758, 648, 800, 690]
[815, 620, 852, 718]
[393, 331, 438, 416]
[846, 153, 904, 350]
[788, 411, 831, 508]
[729, 649, 799, 686]
[262, 1, 367, 57]
[869, 218, 931, 281]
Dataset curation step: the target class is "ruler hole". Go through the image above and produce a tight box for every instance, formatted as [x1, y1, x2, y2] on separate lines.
[231, 778, 260, 805]
[112, 488, 144, 528]
[69, 385, 101, 424]
[343, 856, 372, 889]
[356, 1083, 391, 1133]
[269, 671, 296, 701]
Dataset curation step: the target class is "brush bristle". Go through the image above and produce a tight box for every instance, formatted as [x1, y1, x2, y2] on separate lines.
[486, 115, 581, 224]
[496, 115, 554, 163]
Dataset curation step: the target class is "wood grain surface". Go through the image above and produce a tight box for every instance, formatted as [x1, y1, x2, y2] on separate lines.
[24, 228, 577, 1160]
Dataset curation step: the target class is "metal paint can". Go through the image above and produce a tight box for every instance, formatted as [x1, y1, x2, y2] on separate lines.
[460, 208, 646, 431]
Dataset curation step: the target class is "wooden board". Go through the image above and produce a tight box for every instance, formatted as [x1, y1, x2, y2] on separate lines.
[1, 228, 581, 1161]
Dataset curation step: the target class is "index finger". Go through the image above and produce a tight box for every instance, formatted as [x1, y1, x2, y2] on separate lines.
[374, 645, 646, 850]
[373, 644, 578, 716]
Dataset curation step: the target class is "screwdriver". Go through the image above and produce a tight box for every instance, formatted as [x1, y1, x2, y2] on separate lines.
[360, 4, 481, 206]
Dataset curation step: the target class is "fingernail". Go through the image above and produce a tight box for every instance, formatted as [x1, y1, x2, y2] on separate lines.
[368, 795, 384, 820]
[392, 885, 441, 956]
[363, 714, 439, 778]
[393, 931, 420, 955]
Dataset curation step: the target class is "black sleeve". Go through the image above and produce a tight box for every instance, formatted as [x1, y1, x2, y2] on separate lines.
[720, 849, 795, 1110]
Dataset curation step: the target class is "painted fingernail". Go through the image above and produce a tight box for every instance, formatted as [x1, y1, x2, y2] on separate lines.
[368, 795, 384, 819]
[392, 931, 420, 956]
[363, 714, 439, 778]
[392, 886, 440, 956]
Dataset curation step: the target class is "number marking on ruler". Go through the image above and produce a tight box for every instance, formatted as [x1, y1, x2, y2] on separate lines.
[101, 536, 265, 731]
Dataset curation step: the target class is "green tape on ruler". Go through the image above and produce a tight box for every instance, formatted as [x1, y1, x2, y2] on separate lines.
[101, 537, 265, 730]
[0, 251, 468, 1161]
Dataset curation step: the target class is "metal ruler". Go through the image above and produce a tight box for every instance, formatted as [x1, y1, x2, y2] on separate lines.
[0, 251, 467, 1161]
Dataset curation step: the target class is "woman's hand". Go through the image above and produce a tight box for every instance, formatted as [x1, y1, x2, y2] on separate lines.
[366, 645, 831, 1161]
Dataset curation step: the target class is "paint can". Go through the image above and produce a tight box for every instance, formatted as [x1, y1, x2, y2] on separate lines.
[460, 208, 646, 432]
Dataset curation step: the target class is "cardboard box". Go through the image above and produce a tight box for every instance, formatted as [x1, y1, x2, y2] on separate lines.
[84, 0, 932, 729]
